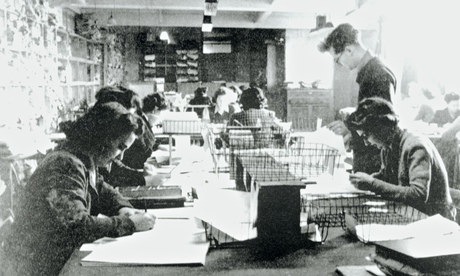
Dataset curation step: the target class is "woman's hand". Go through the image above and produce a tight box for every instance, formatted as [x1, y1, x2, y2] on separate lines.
[326, 120, 350, 136]
[349, 172, 374, 191]
[118, 207, 145, 217]
[129, 212, 156, 232]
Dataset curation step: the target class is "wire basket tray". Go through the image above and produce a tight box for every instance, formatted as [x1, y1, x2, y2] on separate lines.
[302, 193, 428, 242]
[229, 127, 340, 183]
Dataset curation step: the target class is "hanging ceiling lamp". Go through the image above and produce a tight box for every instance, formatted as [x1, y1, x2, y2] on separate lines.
[202, 15, 213, 32]
[107, 0, 117, 26]
[160, 31, 170, 43]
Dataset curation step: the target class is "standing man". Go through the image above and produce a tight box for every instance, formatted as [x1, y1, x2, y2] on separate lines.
[318, 23, 397, 174]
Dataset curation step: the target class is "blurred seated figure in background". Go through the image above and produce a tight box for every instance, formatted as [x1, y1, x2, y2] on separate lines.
[142, 92, 169, 129]
[229, 85, 243, 104]
[431, 92, 460, 127]
[0, 102, 156, 276]
[225, 87, 282, 149]
[227, 86, 277, 127]
[187, 86, 213, 119]
[399, 82, 435, 125]
[429, 93, 460, 189]
[211, 86, 241, 124]
[94, 86, 157, 187]
[346, 97, 456, 221]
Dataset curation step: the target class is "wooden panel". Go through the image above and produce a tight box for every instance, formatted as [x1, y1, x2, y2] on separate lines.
[287, 89, 333, 130]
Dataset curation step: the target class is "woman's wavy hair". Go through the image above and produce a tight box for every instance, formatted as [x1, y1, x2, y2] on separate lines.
[61, 102, 143, 151]
[95, 86, 143, 116]
[239, 87, 267, 110]
[143, 92, 167, 113]
[345, 97, 399, 144]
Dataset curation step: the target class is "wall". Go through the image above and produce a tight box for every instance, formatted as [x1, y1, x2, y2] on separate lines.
[285, 29, 333, 88]
[285, 28, 382, 116]
[121, 27, 281, 88]
[122, 32, 141, 85]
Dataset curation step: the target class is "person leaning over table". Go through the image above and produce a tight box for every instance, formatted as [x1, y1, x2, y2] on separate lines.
[345, 97, 456, 221]
[318, 23, 397, 175]
[94, 86, 158, 187]
[431, 92, 460, 127]
[143, 92, 169, 129]
[0, 102, 156, 276]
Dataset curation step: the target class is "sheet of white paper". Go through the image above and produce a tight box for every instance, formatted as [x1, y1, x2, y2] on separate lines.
[379, 231, 460, 259]
[148, 206, 196, 219]
[354, 214, 460, 243]
[81, 218, 209, 266]
[301, 169, 368, 195]
[194, 188, 257, 241]
[80, 237, 118, 252]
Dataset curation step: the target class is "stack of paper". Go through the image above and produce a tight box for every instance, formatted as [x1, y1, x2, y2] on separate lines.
[81, 212, 209, 266]
[353, 214, 460, 243]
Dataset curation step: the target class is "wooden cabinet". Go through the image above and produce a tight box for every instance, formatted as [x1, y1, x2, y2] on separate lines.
[286, 89, 333, 131]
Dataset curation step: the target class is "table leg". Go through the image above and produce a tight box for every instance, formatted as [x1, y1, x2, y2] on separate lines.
[169, 135, 173, 165]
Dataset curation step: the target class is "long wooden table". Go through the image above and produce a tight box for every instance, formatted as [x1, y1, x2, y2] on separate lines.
[59, 226, 375, 276]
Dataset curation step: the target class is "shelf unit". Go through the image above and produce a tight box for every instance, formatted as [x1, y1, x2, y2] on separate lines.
[0, 2, 105, 132]
[141, 42, 176, 82]
[0, 1, 59, 131]
[141, 41, 200, 83]
[175, 49, 199, 83]
[56, 28, 103, 105]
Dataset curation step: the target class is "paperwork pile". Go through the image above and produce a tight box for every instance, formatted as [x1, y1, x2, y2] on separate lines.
[81, 208, 209, 266]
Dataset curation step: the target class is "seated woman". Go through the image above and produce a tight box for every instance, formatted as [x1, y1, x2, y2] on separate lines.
[187, 86, 213, 119]
[211, 86, 241, 124]
[399, 82, 435, 125]
[0, 102, 156, 276]
[228, 86, 276, 127]
[94, 86, 157, 187]
[431, 92, 460, 127]
[142, 92, 169, 130]
[346, 97, 456, 220]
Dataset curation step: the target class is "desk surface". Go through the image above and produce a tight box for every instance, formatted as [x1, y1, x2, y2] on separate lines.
[59, 228, 374, 276]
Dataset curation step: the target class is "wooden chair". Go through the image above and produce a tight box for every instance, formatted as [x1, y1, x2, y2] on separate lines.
[450, 188, 460, 224]
[0, 208, 14, 247]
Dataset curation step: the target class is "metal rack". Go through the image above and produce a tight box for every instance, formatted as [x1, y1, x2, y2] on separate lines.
[301, 193, 428, 242]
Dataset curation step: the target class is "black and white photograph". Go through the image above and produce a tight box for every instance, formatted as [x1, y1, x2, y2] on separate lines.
[0, 0, 459, 275]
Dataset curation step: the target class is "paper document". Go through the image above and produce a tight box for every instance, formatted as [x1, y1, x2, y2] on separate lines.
[81, 218, 209, 266]
[301, 169, 369, 195]
[194, 188, 258, 241]
[375, 230, 460, 259]
[353, 214, 460, 243]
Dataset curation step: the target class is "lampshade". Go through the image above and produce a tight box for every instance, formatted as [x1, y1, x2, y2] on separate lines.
[107, 14, 116, 25]
[160, 31, 169, 41]
[204, 0, 218, 16]
[202, 15, 213, 32]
